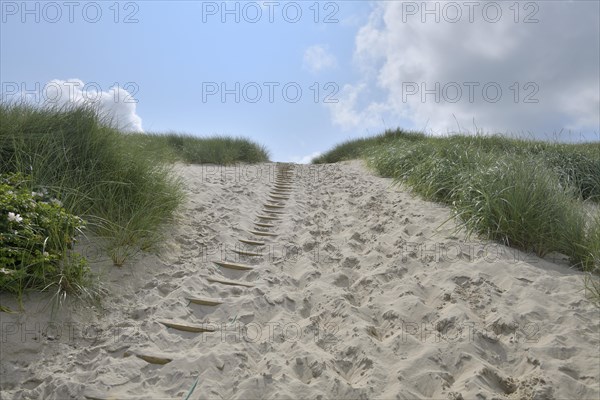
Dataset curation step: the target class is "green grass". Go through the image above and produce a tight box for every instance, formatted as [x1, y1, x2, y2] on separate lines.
[0, 103, 184, 264]
[315, 129, 600, 302]
[312, 129, 425, 164]
[122, 132, 270, 165]
[0, 102, 270, 302]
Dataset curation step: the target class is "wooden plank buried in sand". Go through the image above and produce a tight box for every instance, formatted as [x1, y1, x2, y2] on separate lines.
[264, 203, 285, 209]
[186, 296, 224, 306]
[159, 320, 215, 333]
[213, 261, 254, 271]
[256, 214, 281, 220]
[84, 390, 144, 400]
[232, 248, 264, 256]
[261, 209, 285, 215]
[269, 194, 290, 200]
[124, 350, 172, 365]
[249, 229, 278, 237]
[255, 222, 275, 228]
[239, 238, 266, 246]
[206, 276, 255, 287]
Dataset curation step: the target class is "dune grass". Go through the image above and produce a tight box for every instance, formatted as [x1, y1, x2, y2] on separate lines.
[1, 103, 184, 262]
[315, 129, 600, 302]
[0, 102, 270, 302]
[312, 129, 425, 164]
[122, 132, 270, 165]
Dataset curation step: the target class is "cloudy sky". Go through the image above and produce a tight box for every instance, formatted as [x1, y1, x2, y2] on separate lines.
[1, 1, 598, 161]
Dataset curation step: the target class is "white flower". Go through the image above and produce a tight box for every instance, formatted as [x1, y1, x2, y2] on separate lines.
[7, 212, 23, 223]
[50, 198, 62, 207]
[0, 268, 14, 275]
[43, 252, 49, 257]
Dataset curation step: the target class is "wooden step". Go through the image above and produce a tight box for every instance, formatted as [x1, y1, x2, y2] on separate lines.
[232, 248, 264, 257]
[124, 350, 172, 365]
[256, 214, 281, 220]
[264, 204, 285, 209]
[269, 194, 290, 200]
[249, 229, 278, 237]
[239, 238, 266, 246]
[206, 276, 255, 287]
[186, 296, 223, 306]
[255, 222, 275, 228]
[83, 390, 141, 400]
[213, 261, 254, 271]
[159, 320, 215, 333]
[261, 209, 285, 215]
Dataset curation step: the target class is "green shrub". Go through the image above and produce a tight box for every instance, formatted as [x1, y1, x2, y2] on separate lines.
[0, 102, 184, 266]
[0, 172, 90, 298]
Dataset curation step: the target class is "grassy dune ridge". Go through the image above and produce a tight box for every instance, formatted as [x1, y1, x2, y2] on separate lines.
[314, 130, 600, 284]
[0, 103, 269, 300]
[123, 132, 270, 165]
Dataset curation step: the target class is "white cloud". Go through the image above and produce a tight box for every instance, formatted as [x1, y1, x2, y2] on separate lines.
[329, 1, 600, 137]
[291, 151, 322, 164]
[39, 79, 143, 132]
[303, 45, 338, 73]
[328, 83, 394, 131]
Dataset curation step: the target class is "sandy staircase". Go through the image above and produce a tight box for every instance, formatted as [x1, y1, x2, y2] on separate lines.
[84, 163, 295, 399]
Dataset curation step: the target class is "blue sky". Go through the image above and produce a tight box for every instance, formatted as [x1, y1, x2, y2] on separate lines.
[2, 1, 599, 161]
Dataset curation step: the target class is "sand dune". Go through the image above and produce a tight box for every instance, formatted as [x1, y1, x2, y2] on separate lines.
[1, 160, 598, 399]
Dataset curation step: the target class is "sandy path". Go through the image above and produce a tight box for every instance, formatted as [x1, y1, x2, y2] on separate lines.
[0, 161, 598, 399]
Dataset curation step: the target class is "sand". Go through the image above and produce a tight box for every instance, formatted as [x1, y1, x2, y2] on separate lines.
[1, 160, 598, 399]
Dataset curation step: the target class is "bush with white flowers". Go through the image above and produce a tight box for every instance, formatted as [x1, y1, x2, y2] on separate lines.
[0, 173, 88, 294]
